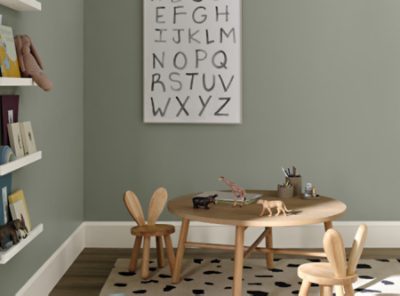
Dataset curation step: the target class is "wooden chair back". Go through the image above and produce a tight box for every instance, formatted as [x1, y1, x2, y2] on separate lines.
[347, 224, 368, 275]
[147, 187, 168, 225]
[323, 228, 347, 278]
[123, 191, 145, 226]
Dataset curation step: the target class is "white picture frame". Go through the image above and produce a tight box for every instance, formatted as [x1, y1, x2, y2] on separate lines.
[143, 0, 242, 124]
[7, 122, 24, 158]
[20, 121, 37, 155]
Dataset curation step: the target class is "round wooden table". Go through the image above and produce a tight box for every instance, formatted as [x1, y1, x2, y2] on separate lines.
[168, 190, 347, 296]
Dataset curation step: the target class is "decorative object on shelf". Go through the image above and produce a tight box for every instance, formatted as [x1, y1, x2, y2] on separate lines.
[0, 25, 21, 78]
[284, 166, 302, 196]
[7, 122, 24, 157]
[257, 199, 292, 217]
[304, 182, 313, 198]
[0, 145, 16, 164]
[143, 0, 242, 124]
[19, 121, 37, 155]
[0, 219, 27, 249]
[0, 95, 19, 146]
[218, 176, 247, 207]
[14, 35, 52, 91]
[123, 187, 175, 279]
[192, 194, 217, 209]
[8, 190, 31, 231]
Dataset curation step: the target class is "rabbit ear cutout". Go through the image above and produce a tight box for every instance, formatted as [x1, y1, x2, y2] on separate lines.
[147, 187, 168, 225]
[123, 191, 145, 226]
[323, 228, 347, 278]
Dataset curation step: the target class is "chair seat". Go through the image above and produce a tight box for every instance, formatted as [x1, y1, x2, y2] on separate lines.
[298, 263, 357, 286]
[131, 224, 175, 237]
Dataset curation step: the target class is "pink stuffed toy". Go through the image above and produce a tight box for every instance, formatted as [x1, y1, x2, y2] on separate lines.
[14, 35, 52, 91]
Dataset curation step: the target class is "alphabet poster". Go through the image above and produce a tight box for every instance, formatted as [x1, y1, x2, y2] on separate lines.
[143, 0, 242, 124]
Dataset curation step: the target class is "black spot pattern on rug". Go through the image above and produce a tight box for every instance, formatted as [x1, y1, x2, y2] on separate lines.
[211, 259, 221, 263]
[118, 271, 136, 276]
[224, 286, 232, 290]
[273, 258, 281, 261]
[355, 288, 382, 293]
[269, 268, 283, 272]
[159, 274, 172, 278]
[194, 258, 204, 264]
[247, 290, 268, 296]
[205, 282, 214, 285]
[298, 282, 317, 287]
[227, 276, 244, 281]
[204, 270, 222, 275]
[375, 258, 390, 262]
[141, 279, 158, 284]
[163, 285, 176, 292]
[244, 265, 253, 269]
[248, 282, 262, 286]
[149, 267, 157, 272]
[359, 275, 374, 279]
[308, 258, 321, 262]
[287, 263, 300, 268]
[133, 290, 147, 294]
[114, 282, 127, 287]
[184, 278, 194, 282]
[291, 290, 299, 294]
[357, 263, 372, 269]
[381, 280, 394, 285]
[275, 281, 291, 288]
[217, 265, 222, 268]
[255, 275, 273, 278]
[192, 289, 205, 295]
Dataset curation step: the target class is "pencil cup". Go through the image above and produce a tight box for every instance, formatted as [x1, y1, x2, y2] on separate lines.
[286, 176, 302, 197]
[277, 185, 294, 198]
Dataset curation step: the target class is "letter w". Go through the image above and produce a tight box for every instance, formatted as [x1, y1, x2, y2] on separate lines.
[151, 97, 171, 117]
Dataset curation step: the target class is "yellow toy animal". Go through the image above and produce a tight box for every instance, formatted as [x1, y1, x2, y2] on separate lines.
[257, 199, 292, 217]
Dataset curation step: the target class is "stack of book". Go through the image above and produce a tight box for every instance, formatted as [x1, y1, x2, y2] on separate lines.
[196, 191, 262, 206]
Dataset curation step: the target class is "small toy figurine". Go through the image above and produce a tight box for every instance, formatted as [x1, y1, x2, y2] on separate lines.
[218, 176, 246, 207]
[0, 219, 28, 249]
[192, 194, 217, 209]
[257, 199, 292, 216]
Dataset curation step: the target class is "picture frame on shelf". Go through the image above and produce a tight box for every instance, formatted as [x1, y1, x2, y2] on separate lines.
[7, 123, 24, 158]
[20, 121, 37, 155]
[8, 190, 31, 232]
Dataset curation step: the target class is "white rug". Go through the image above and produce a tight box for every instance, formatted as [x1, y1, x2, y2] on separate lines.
[100, 258, 400, 295]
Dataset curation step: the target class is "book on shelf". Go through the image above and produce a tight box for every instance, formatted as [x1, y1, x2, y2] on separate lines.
[0, 95, 19, 146]
[0, 174, 12, 225]
[195, 191, 262, 205]
[0, 25, 21, 78]
[20, 121, 37, 155]
[8, 190, 31, 231]
[7, 122, 24, 158]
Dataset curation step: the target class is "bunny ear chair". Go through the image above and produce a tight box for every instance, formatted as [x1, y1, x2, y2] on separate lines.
[123, 187, 176, 279]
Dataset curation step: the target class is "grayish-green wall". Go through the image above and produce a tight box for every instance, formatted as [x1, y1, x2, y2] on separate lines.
[0, 0, 84, 295]
[85, 0, 400, 221]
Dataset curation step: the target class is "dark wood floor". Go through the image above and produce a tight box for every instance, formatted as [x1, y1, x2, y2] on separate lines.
[50, 248, 400, 296]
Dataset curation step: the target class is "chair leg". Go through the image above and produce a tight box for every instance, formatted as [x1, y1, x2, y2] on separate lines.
[164, 234, 176, 275]
[344, 283, 354, 296]
[156, 236, 164, 268]
[320, 285, 333, 296]
[299, 280, 311, 296]
[141, 236, 151, 279]
[334, 285, 345, 296]
[129, 236, 142, 272]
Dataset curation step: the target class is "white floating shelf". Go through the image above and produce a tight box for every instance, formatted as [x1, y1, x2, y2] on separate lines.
[0, 224, 43, 264]
[0, 0, 41, 11]
[0, 151, 42, 176]
[0, 77, 36, 86]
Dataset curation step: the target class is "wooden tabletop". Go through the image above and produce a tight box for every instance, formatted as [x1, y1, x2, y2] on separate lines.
[168, 190, 346, 227]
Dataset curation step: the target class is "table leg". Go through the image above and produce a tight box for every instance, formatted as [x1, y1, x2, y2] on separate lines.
[156, 236, 164, 268]
[324, 221, 333, 231]
[141, 236, 150, 279]
[233, 226, 245, 296]
[172, 218, 190, 284]
[129, 236, 142, 272]
[265, 227, 274, 269]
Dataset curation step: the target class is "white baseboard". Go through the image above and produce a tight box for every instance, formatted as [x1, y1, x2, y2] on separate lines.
[17, 220, 400, 295]
[16, 223, 86, 296]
